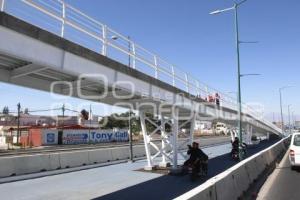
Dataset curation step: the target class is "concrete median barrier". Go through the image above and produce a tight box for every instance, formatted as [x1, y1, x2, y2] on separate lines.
[0, 153, 61, 177]
[0, 157, 16, 177]
[15, 154, 60, 174]
[59, 151, 90, 168]
[245, 158, 260, 182]
[263, 150, 274, 166]
[111, 146, 129, 161]
[0, 143, 183, 178]
[88, 148, 113, 164]
[215, 172, 239, 200]
[133, 145, 146, 157]
[231, 164, 251, 197]
[48, 153, 61, 170]
[174, 181, 217, 200]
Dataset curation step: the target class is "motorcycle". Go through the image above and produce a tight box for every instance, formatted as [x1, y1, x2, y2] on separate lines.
[231, 143, 247, 161]
[181, 160, 208, 181]
[188, 160, 208, 181]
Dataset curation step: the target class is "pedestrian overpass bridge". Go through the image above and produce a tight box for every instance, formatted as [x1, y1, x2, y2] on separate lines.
[0, 0, 281, 169]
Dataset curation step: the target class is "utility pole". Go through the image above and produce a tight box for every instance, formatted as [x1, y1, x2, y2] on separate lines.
[128, 110, 133, 162]
[89, 104, 92, 144]
[62, 104, 65, 132]
[17, 103, 21, 144]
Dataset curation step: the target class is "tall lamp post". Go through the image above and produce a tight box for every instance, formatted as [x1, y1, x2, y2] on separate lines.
[292, 111, 295, 130]
[210, 0, 249, 160]
[227, 73, 260, 140]
[111, 35, 134, 162]
[279, 86, 293, 135]
[288, 104, 292, 135]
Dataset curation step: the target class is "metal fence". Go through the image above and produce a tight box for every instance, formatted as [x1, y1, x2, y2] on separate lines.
[0, 0, 281, 133]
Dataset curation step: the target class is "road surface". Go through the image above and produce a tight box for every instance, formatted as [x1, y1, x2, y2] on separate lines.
[257, 150, 300, 200]
[0, 138, 279, 200]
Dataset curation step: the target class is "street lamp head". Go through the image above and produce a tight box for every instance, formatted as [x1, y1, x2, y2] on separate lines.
[111, 35, 118, 40]
[279, 85, 294, 91]
[209, 6, 235, 15]
[240, 73, 261, 78]
[209, 10, 222, 15]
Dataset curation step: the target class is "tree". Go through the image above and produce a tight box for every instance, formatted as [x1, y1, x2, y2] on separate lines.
[81, 109, 89, 120]
[99, 112, 171, 136]
[2, 106, 9, 114]
[100, 112, 141, 135]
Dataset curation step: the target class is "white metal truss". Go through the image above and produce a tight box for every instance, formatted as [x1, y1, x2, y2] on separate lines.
[140, 109, 196, 170]
[10, 64, 47, 79]
[177, 113, 196, 162]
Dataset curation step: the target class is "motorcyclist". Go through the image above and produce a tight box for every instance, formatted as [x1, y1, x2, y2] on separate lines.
[183, 142, 208, 175]
[232, 137, 239, 154]
[231, 137, 247, 159]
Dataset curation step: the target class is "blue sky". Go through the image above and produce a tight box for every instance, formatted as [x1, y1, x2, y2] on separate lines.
[1, 0, 299, 122]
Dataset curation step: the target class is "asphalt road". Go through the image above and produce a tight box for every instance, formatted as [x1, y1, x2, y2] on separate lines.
[257, 150, 300, 200]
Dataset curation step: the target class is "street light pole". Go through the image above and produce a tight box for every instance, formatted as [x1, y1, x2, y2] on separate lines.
[210, 0, 248, 160]
[111, 35, 134, 161]
[288, 105, 292, 135]
[234, 4, 244, 161]
[128, 110, 133, 162]
[292, 111, 295, 130]
[279, 89, 284, 134]
[279, 86, 293, 135]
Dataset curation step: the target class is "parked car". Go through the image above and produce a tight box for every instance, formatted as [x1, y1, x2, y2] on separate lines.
[289, 133, 300, 169]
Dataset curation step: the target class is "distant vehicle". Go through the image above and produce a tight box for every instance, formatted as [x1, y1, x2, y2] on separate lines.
[289, 133, 300, 170]
[215, 122, 229, 135]
[251, 135, 261, 145]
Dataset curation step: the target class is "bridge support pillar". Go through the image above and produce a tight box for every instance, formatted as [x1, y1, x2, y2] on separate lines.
[171, 108, 179, 170]
[159, 115, 170, 168]
[139, 108, 196, 171]
[140, 110, 154, 170]
[140, 110, 175, 170]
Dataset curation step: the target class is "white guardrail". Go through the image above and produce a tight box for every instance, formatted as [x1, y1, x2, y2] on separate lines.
[0, 0, 281, 133]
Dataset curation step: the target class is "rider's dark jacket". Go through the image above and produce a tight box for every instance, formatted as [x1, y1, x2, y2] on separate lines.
[187, 147, 208, 162]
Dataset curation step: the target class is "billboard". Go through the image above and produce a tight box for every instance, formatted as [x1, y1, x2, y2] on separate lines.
[42, 130, 58, 145]
[42, 129, 128, 145]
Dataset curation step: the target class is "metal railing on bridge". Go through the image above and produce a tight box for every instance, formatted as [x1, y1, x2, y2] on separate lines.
[0, 0, 281, 133]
